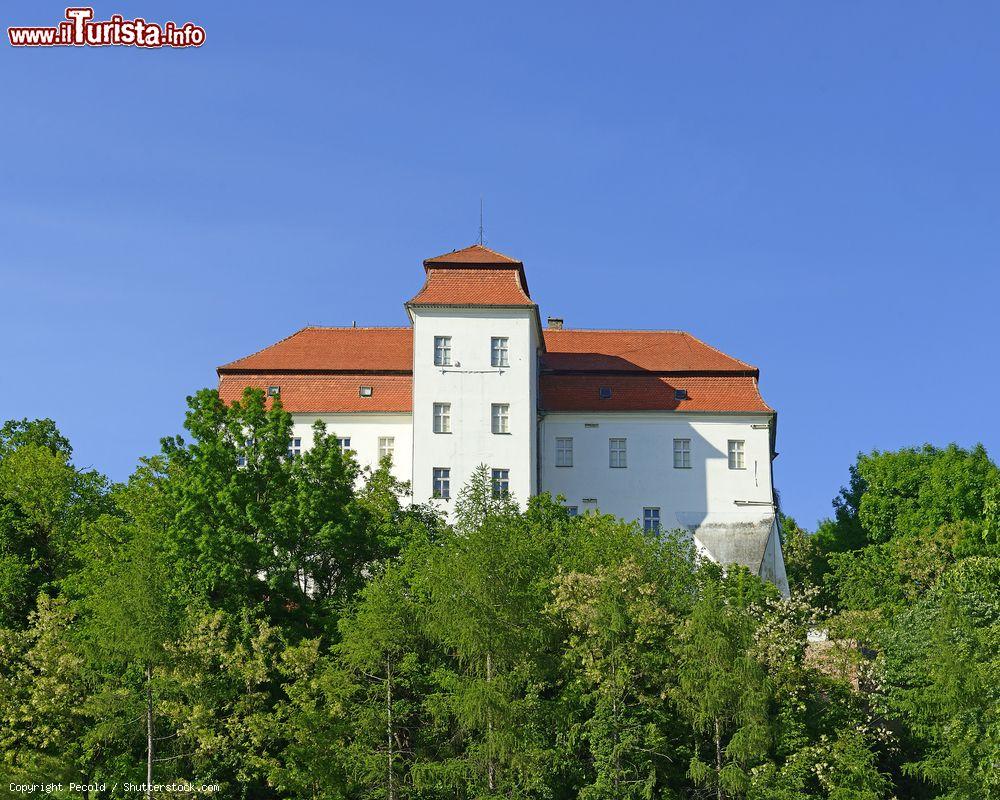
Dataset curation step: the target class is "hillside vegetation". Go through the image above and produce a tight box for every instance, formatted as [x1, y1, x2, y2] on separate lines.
[1, 389, 997, 799]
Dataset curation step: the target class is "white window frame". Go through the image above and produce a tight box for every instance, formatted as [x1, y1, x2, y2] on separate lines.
[336, 437, 352, 454]
[433, 402, 451, 434]
[555, 437, 574, 467]
[432, 467, 450, 499]
[491, 468, 510, 498]
[378, 436, 395, 460]
[491, 403, 510, 434]
[673, 438, 691, 469]
[643, 507, 661, 533]
[433, 336, 452, 367]
[491, 336, 509, 368]
[728, 439, 745, 470]
[287, 437, 302, 459]
[609, 438, 627, 468]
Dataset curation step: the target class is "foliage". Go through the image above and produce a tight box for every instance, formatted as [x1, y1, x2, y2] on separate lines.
[0, 412, 995, 800]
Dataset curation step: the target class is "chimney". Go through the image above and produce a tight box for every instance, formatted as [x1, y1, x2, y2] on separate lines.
[547, 317, 564, 330]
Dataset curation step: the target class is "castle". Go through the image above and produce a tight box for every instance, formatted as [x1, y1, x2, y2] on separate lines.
[219, 244, 787, 592]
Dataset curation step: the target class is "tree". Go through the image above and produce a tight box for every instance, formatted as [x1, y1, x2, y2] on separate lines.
[0, 418, 72, 459]
[336, 561, 432, 800]
[0, 595, 92, 791]
[73, 469, 181, 798]
[778, 515, 817, 593]
[550, 543, 692, 799]
[161, 390, 427, 637]
[826, 445, 998, 548]
[675, 573, 772, 800]
[877, 557, 1000, 800]
[0, 420, 109, 628]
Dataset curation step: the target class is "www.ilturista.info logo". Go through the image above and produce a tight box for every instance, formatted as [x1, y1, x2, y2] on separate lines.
[8, 7, 205, 48]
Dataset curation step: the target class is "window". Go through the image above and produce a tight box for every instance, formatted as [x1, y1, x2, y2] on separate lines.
[609, 438, 627, 468]
[674, 388, 688, 401]
[491, 337, 509, 367]
[287, 437, 302, 459]
[267, 385, 280, 397]
[566, 506, 579, 517]
[492, 468, 510, 498]
[555, 437, 574, 467]
[359, 385, 373, 397]
[433, 403, 451, 433]
[434, 336, 452, 366]
[432, 467, 450, 499]
[237, 437, 253, 467]
[378, 436, 395, 460]
[491, 403, 510, 434]
[728, 440, 745, 470]
[599, 387, 612, 400]
[336, 437, 352, 454]
[673, 438, 691, 469]
[643, 507, 661, 533]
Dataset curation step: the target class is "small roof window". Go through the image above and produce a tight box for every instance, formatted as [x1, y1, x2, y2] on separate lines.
[267, 386, 280, 397]
[359, 385, 373, 397]
[674, 388, 688, 401]
[599, 387, 612, 400]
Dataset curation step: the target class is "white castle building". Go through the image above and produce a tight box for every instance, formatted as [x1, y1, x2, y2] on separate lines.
[219, 244, 788, 592]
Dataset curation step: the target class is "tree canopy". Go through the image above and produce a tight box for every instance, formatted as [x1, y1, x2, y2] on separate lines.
[1, 402, 996, 800]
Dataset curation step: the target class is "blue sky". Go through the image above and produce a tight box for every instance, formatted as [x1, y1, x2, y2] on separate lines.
[2, 2, 998, 527]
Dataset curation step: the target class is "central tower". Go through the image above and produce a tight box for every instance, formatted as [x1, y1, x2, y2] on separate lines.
[406, 245, 542, 513]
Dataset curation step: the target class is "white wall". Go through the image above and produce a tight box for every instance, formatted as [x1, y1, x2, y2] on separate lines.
[289, 413, 413, 485]
[410, 307, 538, 515]
[539, 412, 774, 528]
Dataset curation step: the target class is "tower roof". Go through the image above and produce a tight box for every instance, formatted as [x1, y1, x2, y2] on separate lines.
[408, 244, 533, 308]
[422, 243, 522, 268]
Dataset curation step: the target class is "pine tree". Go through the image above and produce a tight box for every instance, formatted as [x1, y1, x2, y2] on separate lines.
[676, 575, 771, 800]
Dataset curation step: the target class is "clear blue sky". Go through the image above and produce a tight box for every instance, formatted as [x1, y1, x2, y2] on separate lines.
[2, 2, 998, 528]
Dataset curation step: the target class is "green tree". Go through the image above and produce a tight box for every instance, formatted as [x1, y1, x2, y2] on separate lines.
[675, 573, 772, 800]
[73, 469, 182, 798]
[878, 557, 1000, 800]
[827, 444, 998, 548]
[0, 595, 91, 793]
[778, 515, 817, 593]
[416, 468, 556, 798]
[336, 561, 434, 800]
[549, 544, 692, 799]
[0, 420, 109, 628]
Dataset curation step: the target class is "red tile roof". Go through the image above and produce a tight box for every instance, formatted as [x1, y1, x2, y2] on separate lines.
[540, 375, 772, 413]
[218, 373, 413, 413]
[407, 268, 534, 307]
[542, 329, 756, 374]
[216, 248, 771, 415]
[423, 244, 522, 266]
[219, 327, 413, 373]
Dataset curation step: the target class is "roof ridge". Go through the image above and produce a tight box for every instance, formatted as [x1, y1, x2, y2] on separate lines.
[544, 328, 689, 333]
[301, 325, 412, 331]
